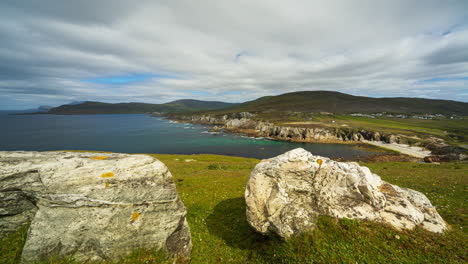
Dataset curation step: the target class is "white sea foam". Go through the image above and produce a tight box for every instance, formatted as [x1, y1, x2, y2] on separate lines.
[201, 131, 220, 134]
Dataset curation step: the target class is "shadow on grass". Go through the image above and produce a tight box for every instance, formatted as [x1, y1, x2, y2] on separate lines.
[205, 197, 270, 250]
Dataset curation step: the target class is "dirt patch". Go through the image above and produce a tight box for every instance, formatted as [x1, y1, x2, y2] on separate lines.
[360, 153, 421, 163]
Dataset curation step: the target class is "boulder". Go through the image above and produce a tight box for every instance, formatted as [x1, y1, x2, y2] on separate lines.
[245, 148, 447, 239]
[0, 151, 191, 263]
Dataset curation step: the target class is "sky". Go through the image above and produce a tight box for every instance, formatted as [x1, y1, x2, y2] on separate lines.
[1, 0, 468, 109]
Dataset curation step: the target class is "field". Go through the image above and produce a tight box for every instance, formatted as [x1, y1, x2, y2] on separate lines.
[1, 154, 466, 263]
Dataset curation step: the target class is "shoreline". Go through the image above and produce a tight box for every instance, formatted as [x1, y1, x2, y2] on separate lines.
[164, 117, 430, 159]
[222, 127, 431, 159]
[362, 140, 431, 158]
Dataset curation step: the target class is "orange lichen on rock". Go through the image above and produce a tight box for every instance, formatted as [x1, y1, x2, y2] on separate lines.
[92, 156, 108, 160]
[316, 159, 323, 166]
[131, 212, 140, 221]
[101, 172, 115, 178]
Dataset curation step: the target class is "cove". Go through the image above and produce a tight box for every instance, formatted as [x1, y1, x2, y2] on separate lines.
[0, 113, 379, 160]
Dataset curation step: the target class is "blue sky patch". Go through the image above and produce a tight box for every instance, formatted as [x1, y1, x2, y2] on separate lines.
[82, 73, 174, 85]
[417, 76, 468, 84]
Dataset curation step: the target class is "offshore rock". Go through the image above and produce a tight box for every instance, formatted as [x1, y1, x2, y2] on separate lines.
[0, 151, 191, 262]
[245, 148, 447, 239]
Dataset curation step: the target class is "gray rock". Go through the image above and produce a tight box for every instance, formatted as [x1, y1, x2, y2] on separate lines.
[245, 148, 447, 239]
[0, 151, 191, 262]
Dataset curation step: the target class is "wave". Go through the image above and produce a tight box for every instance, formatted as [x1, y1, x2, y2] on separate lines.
[201, 131, 220, 134]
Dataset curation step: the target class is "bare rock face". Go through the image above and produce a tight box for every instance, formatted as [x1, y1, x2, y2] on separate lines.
[0, 151, 191, 263]
[245, 148, 447, 239]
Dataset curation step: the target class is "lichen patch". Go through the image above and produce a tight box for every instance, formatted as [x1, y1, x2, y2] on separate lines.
[316, 159, 323, 166]
[101, 172, 115, 178]
[92, 156, 108, 160]
[131, 212, 140, 221]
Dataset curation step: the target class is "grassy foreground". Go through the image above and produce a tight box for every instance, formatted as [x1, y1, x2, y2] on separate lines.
[1, 154, 466, 263]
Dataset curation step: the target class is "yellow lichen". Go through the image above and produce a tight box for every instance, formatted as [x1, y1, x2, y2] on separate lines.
[101, 172, 115, 178]
[316, 159, 323, 166]
[92, 156, 108, 160]
[105, 182, 110, 188]
[131, 212, 140, 221]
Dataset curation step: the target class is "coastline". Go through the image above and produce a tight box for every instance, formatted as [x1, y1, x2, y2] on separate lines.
[163, 115, 432, 160]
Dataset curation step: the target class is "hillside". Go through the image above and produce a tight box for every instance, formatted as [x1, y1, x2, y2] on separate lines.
[46, 100, 236, 114]
[215, 91, 468, 115]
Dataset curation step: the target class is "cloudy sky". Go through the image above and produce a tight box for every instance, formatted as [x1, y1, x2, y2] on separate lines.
[1, 0, 468, 109]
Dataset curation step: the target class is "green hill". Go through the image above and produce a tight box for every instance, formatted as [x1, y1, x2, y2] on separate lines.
[216, 91, 468, 115]
[46, 100, 237, 114]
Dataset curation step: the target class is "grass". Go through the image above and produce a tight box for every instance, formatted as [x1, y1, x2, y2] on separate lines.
[1, 154, 466, 263]
[0, 225, 28, 264]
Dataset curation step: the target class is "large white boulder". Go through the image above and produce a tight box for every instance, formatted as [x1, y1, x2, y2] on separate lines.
[245, 148, 447, 239]
[0, 151, 191, 262]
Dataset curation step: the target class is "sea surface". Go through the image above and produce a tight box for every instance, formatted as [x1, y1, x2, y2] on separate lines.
[0, 112, 378, 159]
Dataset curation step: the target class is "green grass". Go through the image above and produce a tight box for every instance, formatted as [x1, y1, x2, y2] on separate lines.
[0, 225, 29, 264]
[1, 154, 466, 263]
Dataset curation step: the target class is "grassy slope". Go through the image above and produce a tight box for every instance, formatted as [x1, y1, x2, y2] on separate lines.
[2, 154, 466, 263]
[215, 91, 468, 115]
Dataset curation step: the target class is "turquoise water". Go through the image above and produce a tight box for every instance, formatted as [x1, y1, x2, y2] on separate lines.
[0, 113, 376, 159]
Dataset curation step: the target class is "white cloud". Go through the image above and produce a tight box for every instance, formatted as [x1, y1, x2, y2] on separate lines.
[0, 0, 467, 109]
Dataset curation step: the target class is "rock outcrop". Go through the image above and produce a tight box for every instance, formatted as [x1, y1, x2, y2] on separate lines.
[0, 151, 191, 262]
[424, 138, 468, 162]
[173, 112, 255, 125]
[245, 148, 447, 239]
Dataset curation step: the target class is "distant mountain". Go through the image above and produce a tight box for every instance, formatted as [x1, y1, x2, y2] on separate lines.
[46, 100, 237, 114]
[214, 91, 468, 115]
[3, 105, 54, 114]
